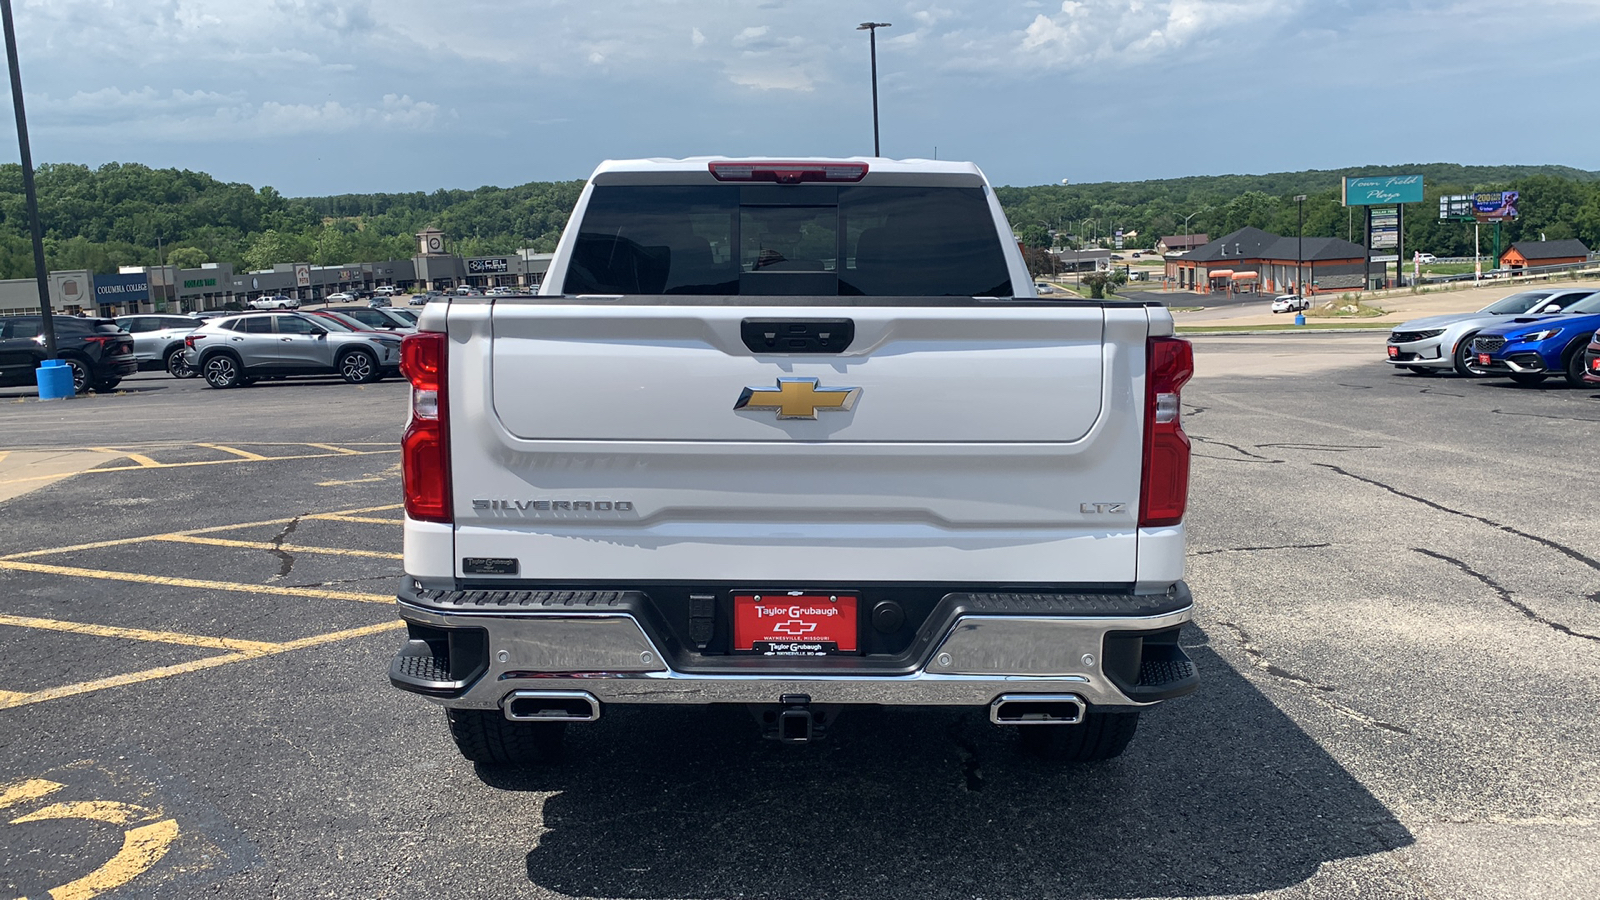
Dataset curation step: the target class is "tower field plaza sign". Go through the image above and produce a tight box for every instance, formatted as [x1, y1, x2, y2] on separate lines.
[1342, 174, 1424, 207]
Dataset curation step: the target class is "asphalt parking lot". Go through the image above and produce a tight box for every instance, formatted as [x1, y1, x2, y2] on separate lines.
[1, 337, 1597, 900]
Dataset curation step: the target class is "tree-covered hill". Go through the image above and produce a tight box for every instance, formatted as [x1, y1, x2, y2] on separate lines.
[0, 160, 1595, 280]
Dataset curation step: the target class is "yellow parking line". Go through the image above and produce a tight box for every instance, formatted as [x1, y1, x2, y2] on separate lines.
[305, 443, 363, 455]
[312, 515, 403, 525]
[195, 443, 268, 461]
[0, 621, 404, 711]
[317, 476, 385, 486]
[0, 560, 394, 604]
[92, 447, 158, 467]
[0, 613, 280, 653]
[157, 534, 402, 560]
[0, 449, 399, 486]
[0, 778, 63, 809]
[0, 503, 405, 561]
[0, 690, 28, 705]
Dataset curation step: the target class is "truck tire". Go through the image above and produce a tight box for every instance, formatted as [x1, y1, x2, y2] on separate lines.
[1017, 710, 1139, 762]
[445, 709, 565, 765]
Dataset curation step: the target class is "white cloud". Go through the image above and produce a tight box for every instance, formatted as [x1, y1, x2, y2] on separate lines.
[692, 27, 706, 47]
[735, 25, 770, 42]
[1016, 0, 1300, 64]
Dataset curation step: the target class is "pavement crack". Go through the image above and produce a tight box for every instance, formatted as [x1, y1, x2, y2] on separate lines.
[1216, 622, 1413, 735]
[1414, 548, 1600, 646]
[1214, 621, 1337, 692]
[266, 516, 300, 580]
[1418, 388, 1466, 397]
[283, 574, 401, 589]
[1190, 436, 1283, 463]
[1193, 543, 1331, 556]
[1318, 464, 1600, 577]
[1256, 443, 1383, 452]
[1489, 407, 1600, 423]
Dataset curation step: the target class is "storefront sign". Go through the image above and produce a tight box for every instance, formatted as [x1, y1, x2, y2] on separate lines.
[467, 257, 509, 274]
[294, 264, 311, 288]
[93, 273, 150, 304]
[1343, 174, 1424, 206]
[183, 277, 217, 289]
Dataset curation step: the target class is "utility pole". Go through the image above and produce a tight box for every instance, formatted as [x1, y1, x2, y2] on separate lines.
[1295, 195, 1306, 296]
[857, 22, 891, 157]
[2, 0, 54, 355]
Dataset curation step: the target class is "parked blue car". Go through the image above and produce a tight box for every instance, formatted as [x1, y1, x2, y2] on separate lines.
[1469, 291, 1600, 386]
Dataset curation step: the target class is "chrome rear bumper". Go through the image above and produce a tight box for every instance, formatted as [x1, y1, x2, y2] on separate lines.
[392, 594, 1196, 711]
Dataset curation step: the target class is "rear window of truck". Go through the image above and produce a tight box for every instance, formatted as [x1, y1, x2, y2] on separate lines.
[563, 185, 1013, 298]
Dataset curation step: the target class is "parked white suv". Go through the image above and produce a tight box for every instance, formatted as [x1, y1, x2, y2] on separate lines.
[1271, 294, 1310, 313]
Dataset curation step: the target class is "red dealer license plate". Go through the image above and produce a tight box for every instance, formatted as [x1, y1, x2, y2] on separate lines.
[1387, 346, 1399, 358]
[1479, 354, 1492, 365]
[733, 593, 858, 656]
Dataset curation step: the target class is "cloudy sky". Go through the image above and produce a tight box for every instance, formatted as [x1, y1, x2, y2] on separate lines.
[6, 0, 1599, 196]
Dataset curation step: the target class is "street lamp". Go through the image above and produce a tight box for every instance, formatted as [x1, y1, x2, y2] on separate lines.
[2, 0, 54, 356]
[857, 22, 891, 157]
[1295, 194, 1307, 297]
[1181, 207, 1209, 249]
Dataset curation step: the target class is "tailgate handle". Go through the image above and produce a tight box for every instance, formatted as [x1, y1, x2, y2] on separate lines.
[741, 318, 855, 354]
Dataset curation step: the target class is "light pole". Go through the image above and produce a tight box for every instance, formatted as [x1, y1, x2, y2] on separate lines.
[1181, 207, 1208, 250]
[2, 0, 54, 355]
[857, 22, 891, 157]
[1295, 194, 1306, 297]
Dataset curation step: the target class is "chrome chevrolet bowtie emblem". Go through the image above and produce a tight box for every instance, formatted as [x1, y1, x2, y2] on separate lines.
[734, 378, 861, 420]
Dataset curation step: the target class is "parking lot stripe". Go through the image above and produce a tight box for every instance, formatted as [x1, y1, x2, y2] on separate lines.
[0, 691, 29, 705]
[0, 778, 63, 809]
[313, 514, 403, 525]
[0, 560, 394, 604]
[93, 447, 158, 467]
[0, 621, 404, 711]
[305, 442, 363, 455]
[0, 503, 406, 562]
[0, 613, 280, 653]
[195, 443, 268, 461]
[0, 448, 399, 486]
[156, 534, 403, 559]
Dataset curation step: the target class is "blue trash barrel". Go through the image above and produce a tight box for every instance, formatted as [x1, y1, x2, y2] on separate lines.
[36, 359, 75, 400]
[1294, 313, 1306, 326]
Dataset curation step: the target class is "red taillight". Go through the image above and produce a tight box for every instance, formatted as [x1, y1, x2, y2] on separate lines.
[1140, 337, 1194, 528]
[708, 161, 869, 184]
[185, 334, 204, 349]
[401, 332, 450, 523]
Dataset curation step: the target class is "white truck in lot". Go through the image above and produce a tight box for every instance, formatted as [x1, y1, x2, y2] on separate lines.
[390, 158, 1198, 764]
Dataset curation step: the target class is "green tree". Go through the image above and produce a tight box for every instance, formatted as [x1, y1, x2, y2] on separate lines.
[166, 246, 209, 268]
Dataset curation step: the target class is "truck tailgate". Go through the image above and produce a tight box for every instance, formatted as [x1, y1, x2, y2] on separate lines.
[446, 300, 1154, 583]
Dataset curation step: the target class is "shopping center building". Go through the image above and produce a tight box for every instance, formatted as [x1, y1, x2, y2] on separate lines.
[0, 229, 554, 316]
[1164, 227, 1372, 294]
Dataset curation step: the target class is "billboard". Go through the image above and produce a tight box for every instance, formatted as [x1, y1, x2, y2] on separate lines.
[1473, 191, 1518, 221]
[1343, 174, 1424, 206]
[1439, 194, 1476, 221]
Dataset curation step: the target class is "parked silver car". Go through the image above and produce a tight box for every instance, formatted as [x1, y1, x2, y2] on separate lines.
[115, 314, 201, 377]
[1385, 289, 1595, 375]
[182, 311, 402, 389]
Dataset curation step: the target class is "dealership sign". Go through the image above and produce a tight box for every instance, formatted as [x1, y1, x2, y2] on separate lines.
[1343, 174, 1424, 206]
[93, 272, 149, 303]
[467, 257, 509, 274]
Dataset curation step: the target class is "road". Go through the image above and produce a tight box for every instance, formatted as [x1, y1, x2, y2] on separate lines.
[0, 343, 1597, 899]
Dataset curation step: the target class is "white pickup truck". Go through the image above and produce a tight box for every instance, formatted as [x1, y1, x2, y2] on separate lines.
[390, 157, 1197, 764]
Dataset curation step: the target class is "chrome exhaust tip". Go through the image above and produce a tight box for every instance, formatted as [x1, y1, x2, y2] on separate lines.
[502, 690, 601, 722]
[989, 693, 1086, 725]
